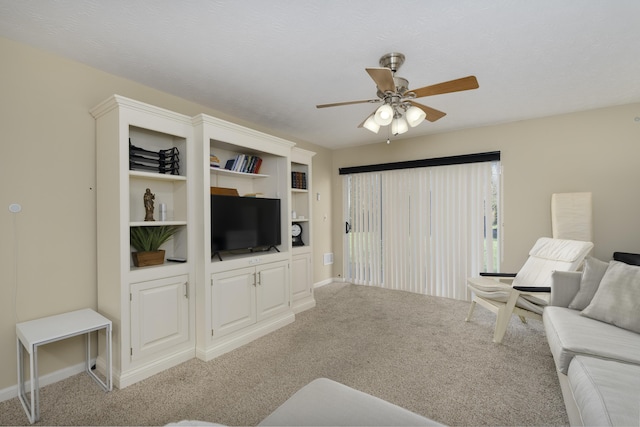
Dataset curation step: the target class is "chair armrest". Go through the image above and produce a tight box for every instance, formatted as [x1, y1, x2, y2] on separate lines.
[512, 286, 551, 292]
[549, 270, 582, 307]
[478, 272, 517, 285]
[479, 272, 517, 277]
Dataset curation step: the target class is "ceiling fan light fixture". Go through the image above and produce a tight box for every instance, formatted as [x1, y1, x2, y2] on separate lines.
[362, 115, 380, 133]
[405, 105, 427, 127]
[391, 116, 408, 135]
[374, 104, 394, 126]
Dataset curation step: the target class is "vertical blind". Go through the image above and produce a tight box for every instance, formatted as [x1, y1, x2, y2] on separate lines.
[344, 160, 499, 300]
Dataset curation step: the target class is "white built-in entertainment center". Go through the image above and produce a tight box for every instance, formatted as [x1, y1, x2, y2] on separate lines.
[91, 95, 315, 388]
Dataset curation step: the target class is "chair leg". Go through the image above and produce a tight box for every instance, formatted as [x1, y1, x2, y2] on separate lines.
[493, 290, 520, 344]
[493, 307, 510, 343]
[465, 300, 476, 322]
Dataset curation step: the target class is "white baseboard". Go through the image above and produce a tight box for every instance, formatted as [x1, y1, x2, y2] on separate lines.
[0, 360, 92, 403]
[196, 313, 294, 362]
[292, 297, 316, 314]
[314, 277, 343, 288]
[113, 347, 195, 389]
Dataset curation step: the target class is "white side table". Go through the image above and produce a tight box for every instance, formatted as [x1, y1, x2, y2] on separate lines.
[16, 308, 112, 424]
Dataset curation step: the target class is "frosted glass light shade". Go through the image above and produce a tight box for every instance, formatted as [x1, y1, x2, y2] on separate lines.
[391, 116, 408, 135]
[362, 115, 380, 133]
[374, 104, 394, 126]
[406, 105, 426, 127]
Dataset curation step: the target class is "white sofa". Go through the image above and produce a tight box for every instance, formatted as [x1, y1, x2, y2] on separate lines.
[171, 378, 443, 426]
[544, 254, 640, 426]
[259, 378, 442, 426]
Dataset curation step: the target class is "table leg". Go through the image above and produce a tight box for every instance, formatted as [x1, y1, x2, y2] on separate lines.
[86, 331, 91, 373]
[32, 344, 39, 422]
[16, 337, 33, 423]
[86, 326, 113, 391]
[106, 324, 112, 391]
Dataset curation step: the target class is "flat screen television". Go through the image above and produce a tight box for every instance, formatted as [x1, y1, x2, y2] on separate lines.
[210, 195, 281, 256]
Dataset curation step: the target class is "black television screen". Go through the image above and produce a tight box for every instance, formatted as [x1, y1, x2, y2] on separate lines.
[211, 195, 281, 253]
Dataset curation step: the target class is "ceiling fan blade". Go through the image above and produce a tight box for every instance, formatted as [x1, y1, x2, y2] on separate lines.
[409, 101, 447, 122]
[366, 67, 396, 93]
[409, 76, 479, 98]
[316, 99, 381, 108]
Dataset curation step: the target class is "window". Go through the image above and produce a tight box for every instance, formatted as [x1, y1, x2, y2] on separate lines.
[342, 153, 501, 300]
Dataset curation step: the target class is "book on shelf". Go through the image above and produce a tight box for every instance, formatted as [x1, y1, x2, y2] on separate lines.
[291, 171, 307, 189]
[210, 154, 221, 168]
[224, 154, 263, 174]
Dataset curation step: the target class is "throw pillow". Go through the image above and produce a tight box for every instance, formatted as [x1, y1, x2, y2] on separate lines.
[568, 256, 609, 310]
[581, 260, 640, 333]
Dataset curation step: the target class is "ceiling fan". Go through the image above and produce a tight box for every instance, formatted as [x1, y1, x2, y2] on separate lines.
[316, 52, 479, 136]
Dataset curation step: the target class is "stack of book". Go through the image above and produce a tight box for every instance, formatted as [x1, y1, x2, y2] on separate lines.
[210, 154, 221, 168]
[224, 154, 263, 174]
[291, 171, 307, 189]
[129, 140, 180, 175]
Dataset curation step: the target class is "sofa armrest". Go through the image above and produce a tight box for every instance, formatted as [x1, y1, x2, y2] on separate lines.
[549, 270, 582, 307]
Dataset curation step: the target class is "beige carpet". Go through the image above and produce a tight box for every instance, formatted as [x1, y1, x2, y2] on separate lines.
[0, 282, 568, 426]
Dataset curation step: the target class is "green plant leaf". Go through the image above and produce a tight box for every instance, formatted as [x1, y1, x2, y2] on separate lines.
[130, 225, 180, 252]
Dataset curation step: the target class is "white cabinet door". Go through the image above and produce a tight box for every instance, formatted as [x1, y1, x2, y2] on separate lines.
[256, 260, 290, 321]
[130, 275, 189, 362]
[211, 266, 257, 337]
[291, 253, 312, 302]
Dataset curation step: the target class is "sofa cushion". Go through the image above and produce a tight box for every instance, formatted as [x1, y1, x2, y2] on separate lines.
[568, 356, 640, 426]
[568, 256, 608, 310]
[581, 260, 640, 333]
[543, 306, 640, 374]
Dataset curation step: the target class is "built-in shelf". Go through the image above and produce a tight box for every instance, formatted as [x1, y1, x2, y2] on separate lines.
[291, 188, 308, 193]
[129, 221, 188, 227]
[130, 170, 186, 181]
[210, 167, 268, 179]
[92, 94, 195, 390]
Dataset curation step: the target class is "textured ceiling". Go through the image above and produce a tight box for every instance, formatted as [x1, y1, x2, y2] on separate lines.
[1, 0, 640, 149]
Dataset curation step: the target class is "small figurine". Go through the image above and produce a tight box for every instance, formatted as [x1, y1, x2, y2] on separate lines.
[144, 188, 155, 221]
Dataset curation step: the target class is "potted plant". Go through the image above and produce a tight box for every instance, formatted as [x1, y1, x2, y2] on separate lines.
[130, 225, 180, 267]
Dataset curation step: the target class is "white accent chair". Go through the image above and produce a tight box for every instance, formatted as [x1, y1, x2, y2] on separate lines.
[465, 237, 594, 343]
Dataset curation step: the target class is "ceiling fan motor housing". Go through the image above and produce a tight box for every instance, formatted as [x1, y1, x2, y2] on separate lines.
[377, 77, 409, 100]
[379, 52, 405, 73]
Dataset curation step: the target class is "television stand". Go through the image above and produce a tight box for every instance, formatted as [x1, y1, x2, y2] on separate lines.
[249, 246, 279, 253]
[212, 245, 280, 262]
